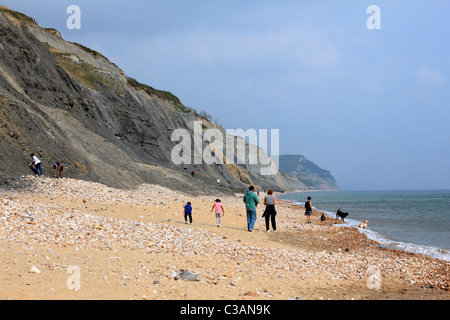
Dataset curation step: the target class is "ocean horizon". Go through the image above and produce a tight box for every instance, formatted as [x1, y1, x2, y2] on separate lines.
[278, 189, 450, 261]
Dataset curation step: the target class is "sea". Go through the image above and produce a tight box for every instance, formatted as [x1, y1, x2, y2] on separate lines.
[278, 190, 450, 261]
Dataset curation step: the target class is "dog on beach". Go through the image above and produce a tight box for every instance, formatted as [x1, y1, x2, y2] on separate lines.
[336, 208, 349, 221]
[359, 220, 369, 229]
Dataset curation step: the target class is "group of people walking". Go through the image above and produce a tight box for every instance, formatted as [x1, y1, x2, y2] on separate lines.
[243, 185, 277, 232]
[26, 154, 311, 232]
[183, 198, 225, 227]
[27, 153, 311, 231]
[183, 185, 314, 232]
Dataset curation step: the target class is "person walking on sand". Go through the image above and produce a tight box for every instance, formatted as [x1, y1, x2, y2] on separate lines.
[211, 199, 224, 227]
[263, 189, 277, 232]
[30, 153, 43, 176]
[184, 202, 193, 224]
[243, 186, 259, 232]
[305, 196, 313, 224]
[53, 162, 64, 178]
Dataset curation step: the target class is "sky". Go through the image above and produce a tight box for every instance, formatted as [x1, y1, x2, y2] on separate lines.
[1, 0, 449, 191]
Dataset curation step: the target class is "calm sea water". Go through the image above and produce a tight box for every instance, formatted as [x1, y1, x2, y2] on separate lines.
[279, 190, 450, 261]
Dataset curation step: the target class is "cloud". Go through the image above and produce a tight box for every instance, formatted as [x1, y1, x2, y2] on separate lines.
[132, 25, 344, 70]
[414, 67, 446, 85]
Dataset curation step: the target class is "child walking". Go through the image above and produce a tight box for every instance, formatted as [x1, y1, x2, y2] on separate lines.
[184, 202, 193, 224]
[211, 199, 225, 227]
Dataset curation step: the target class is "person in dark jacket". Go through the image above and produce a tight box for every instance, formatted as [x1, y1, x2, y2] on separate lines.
[305, 196, 313, 224]
[263, 189, 277, 232]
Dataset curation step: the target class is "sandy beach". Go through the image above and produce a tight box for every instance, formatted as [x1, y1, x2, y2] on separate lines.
[0, 176, 448, 300]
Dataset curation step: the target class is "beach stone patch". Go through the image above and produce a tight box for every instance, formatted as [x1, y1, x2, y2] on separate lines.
[1, 176, 449, 294]
[173, 270, 199, 281]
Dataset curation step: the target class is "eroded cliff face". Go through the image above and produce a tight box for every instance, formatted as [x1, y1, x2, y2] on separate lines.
[0, 7, 311, 194]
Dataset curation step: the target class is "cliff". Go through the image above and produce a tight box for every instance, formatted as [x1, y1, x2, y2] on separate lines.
[278, 155, 339, 190]
[0, 6, 338, 194]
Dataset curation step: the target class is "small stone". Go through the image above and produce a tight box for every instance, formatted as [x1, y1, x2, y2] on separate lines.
[178, 270, 199, 281]
[29, 266, 41, 274]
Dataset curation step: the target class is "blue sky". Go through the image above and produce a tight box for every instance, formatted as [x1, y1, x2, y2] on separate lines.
[2, 0, 449, 190]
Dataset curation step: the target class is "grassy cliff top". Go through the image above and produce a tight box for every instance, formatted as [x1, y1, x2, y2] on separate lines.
[0, 6, 39, 27]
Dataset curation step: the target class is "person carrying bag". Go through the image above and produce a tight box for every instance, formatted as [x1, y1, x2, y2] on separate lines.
[263, 189, 277, 232]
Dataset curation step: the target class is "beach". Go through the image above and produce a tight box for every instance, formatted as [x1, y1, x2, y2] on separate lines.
[0, 176, 448, 300]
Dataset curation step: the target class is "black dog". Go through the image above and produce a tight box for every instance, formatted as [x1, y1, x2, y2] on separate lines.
[336, 208, 349, 221]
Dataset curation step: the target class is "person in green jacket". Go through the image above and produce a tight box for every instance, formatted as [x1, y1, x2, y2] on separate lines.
[243, 185, 259, 232]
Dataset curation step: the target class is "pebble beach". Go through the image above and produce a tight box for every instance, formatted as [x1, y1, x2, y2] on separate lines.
[1, 176, 448, 300]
